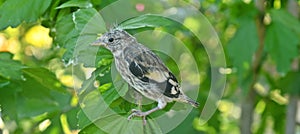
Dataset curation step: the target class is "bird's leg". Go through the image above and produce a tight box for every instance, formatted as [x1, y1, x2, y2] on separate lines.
[128, 85, 143, 109]
[127, 99, 167, 125]
[133, 88, 143, 110]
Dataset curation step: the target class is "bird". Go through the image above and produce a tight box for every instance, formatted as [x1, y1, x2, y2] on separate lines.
[92, 28, 199, 125]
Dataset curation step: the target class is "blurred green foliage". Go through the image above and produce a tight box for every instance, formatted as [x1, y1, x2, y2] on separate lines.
[0, 0, 300, 134]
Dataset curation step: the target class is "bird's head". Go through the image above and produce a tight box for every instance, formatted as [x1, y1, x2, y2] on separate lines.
[92, 29, 135, 52]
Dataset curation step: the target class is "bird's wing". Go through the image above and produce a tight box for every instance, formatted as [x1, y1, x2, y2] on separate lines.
[128, 50, 181, 98]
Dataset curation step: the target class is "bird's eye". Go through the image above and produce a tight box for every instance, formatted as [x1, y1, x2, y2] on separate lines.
[108, 38, 114, 42]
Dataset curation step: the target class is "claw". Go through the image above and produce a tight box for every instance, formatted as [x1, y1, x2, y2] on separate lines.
[127, 104, 164, 125]
[127, 109, 148, 125]
[131, 109, 140, 113]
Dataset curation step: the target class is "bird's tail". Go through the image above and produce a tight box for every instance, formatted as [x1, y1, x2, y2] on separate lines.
[186, 97, 199, 108]
[177, 94, 199, 108]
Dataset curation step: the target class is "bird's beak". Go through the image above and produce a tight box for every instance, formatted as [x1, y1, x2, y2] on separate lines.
[91, 37, 106, 47]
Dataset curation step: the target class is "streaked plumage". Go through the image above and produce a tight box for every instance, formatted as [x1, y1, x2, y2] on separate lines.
[92, 28, 199, 124]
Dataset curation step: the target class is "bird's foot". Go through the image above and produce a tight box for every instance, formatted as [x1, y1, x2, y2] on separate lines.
[127, 109, 148, 125]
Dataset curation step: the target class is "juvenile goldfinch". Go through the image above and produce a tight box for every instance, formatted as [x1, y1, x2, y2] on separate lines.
[92, 28, 199, 125]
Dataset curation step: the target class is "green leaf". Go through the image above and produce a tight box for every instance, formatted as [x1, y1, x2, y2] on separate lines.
[269, 9, 300, 37]
[56, 0, 93, 9]
[17, 98, 61, 118]
[44, 115, 65, 134]
[0, 52, 13, 60]
[168, 110, 199, 134]
[22, 68, 66, 93]
[21, 73, 52, 100]
[55, 8, 106, 66]
[90, 0, 118, 9]
[94, 48, 113, 67]
[0, 59, 71, 120]
[262, 101, 285, 133]
[55, 15, 77, 47]
[227, 19, 259, 88]
[79, 114, 162, 134]
[77, 67, 112, 129]
[77, 65, 128, 129]
[20, 71, 72, 114]
[279, 71, 300, 94]
[79, 121, 107, 134]
[97, 63, 130, 106]
[65, 107, 80, 130]
[0, 0, 52, 30]
[0, 52, 24, 80]
[265, 22, 299, 73]
[229, 1, 258, 20]
[77, 109, 93, 129]
[0, 84, 20, 120]
[118, 14, 187, 35]
[119, 14, 175, 30]
[0, 77, 10, 88]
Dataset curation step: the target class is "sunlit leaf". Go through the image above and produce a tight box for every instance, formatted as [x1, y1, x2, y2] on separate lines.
[0, 0, 52, 30]
[55, 8, 106, 65]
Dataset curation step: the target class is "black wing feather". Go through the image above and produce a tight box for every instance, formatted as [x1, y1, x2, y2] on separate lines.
[129, 61, 149, 82]
[128, 50, 181, 98]
[162, 72, 180, 98]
